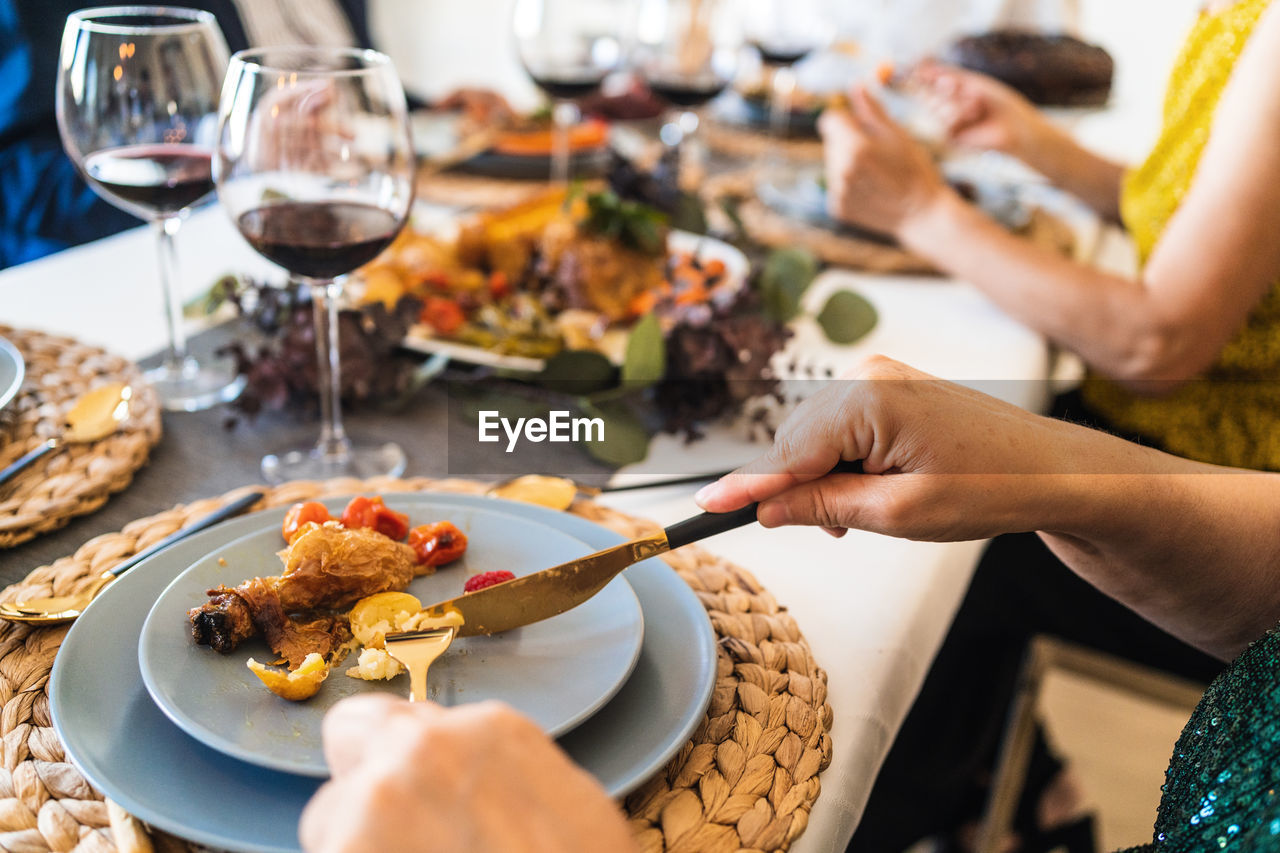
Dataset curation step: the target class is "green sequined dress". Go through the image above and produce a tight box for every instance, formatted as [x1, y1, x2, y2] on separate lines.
[1121, 626, 1280, 851]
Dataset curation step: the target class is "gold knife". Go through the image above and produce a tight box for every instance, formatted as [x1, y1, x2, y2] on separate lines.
[403, 462, 864, 637]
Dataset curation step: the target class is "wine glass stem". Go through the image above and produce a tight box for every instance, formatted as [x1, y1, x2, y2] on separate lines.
[768, 67, 796, 175]
[308, 278, 351, 460]
[551, 99, 577, 185]
[153, 216, 189, 372]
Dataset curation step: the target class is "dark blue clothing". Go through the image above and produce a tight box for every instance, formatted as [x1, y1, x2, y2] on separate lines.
[0, 0, 371, 269]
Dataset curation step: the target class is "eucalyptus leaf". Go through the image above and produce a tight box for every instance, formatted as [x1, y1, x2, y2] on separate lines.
[183, 273, 238, 319]
[621, 313, 666, 387]
[579, 399, 651, 467]
[670, 192, 709, 235]
[816, 290, 878, 345]
[458, 389, 551, 425]
[759, 248, 819, 324]
[538, 349, 618, 394]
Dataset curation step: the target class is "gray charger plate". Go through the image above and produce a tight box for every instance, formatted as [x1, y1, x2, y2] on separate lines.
[50, 492, 717, 853]
[0, 336, 25, 412]
[138, 497, 644, 778]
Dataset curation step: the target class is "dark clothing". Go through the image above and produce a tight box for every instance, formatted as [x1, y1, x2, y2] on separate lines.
[847, 393, 1229, 853]
[0, 0, 371, 269]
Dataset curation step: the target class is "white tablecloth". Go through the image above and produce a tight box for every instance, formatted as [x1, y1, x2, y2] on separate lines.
[0, 207, 1051, 852]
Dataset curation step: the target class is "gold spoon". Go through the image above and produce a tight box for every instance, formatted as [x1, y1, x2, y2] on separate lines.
[0, 382, 132, 489]
[0, 490, 266, 625]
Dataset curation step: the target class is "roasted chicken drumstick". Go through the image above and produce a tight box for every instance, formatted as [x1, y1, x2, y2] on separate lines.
[189, 522, 425, 666]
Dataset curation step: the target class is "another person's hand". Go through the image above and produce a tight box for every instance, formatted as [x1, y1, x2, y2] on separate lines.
[300, 695, 637, 853]
[911, 61, 1048, 159]
[818, 86, 951, 238]
[436, 87, 517, 127]
[695, 356, 1116, 541]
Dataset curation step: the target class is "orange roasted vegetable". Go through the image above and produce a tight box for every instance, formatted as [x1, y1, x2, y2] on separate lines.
[340, 496, 410, 541]
[282, 501, 334, 543]
[408, 521, 468, 567]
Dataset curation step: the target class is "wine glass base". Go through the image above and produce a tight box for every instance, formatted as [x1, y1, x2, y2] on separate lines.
[145, 357, 246, 413]
[260, 441, 407, 484]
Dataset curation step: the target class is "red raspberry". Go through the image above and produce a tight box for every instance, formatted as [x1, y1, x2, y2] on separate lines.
[463, 571, 516, 593]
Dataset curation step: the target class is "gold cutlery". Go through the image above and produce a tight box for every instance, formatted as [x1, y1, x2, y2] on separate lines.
[0, 382, 131, 488]
[0, 490, 266, 625]
[384, 626, 457, 702]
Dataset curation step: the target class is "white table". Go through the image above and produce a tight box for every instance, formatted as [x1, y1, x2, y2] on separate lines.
[0, 206, 1051, 852]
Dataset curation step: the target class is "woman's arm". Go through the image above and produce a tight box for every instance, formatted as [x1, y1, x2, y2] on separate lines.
[823, 5, 1280, 389]
[695, 357, 1280, 661]
[911, 62, 1125, 219]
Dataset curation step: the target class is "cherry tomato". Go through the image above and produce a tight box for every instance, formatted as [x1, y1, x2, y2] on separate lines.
[282, 501, 333, 543]
[408, 521, 468, 567]
[420, 296, 465, 335]
[340, 496, 410, 540]
[488, 271, 511, 300]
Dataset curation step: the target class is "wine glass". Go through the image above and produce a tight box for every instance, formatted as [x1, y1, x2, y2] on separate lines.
[512, 0, 623, 184]
[57, 6, 244, 412]
[633, 0, 740, 180]
[741, 0, 829, 193]
[214, 46, 414, 483]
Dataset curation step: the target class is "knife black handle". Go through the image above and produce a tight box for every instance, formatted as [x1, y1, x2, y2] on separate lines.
[108, 490, 265, 578]
[664, 459, 864, 550]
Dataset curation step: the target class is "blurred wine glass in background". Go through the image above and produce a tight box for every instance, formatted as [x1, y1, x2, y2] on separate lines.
[215, 46, 414, 482]
[513, 0, 622, 183]
[741, 0, 830, 193]
[57, 7, 244, 411]
[633, 0, 740, 181]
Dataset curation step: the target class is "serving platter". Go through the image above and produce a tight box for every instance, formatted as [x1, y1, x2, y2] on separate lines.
[138, 497, 644, 778]
[0, 335, 25, 413]
[50, 492, 717, 853]
[399, 229, 751, 372]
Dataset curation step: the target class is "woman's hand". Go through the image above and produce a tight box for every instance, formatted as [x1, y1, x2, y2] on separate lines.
[911, 61, 1048, 159]
[695, 356, 1120, 542]
[818, 86, 952, 239]
[300, 695, 636, 853]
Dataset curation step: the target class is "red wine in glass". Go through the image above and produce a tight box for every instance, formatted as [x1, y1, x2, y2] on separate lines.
[236, 201, 402, 281]
[646, 73, 730, 108]
[526, 68, 609, 100]
[750, 41, 814, 67]
[83, 144, 214, 215]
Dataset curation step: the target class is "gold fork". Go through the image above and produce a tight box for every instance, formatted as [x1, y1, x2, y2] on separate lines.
[384, 627, 457, 702]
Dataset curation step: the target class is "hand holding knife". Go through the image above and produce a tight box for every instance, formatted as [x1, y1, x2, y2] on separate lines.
[404, 461, 865, 637]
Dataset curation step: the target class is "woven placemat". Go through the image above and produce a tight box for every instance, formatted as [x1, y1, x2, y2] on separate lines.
[0, 477, 833, 853]
[416, 171, 557, 210]
[702, 172, 1079, 274]
[0, 326, 162, 548]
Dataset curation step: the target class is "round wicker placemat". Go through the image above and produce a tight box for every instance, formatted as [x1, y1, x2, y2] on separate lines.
[703, 122, 823, 163]
[701, 172, 1079, 273]
[0, 326, 162, 549]
[416, 171, 558, 210]
[0, 477, 833, 853]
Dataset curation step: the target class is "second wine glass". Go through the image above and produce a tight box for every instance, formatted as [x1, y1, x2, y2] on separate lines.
[215, 46, 414, 483]
[633, 0, 740, 179]
[57, 6, 243, 412]
[513, 0, 623, 184]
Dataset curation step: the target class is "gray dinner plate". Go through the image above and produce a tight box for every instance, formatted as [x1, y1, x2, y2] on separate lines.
[0, 336, 25, 413]
[139, 498, 644, 778]
[50, 493, 716, 853]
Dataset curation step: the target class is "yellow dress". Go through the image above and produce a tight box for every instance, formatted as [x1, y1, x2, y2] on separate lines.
[1081, 0, 1280, 470]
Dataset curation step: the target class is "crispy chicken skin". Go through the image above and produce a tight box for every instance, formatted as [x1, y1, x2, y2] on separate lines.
[189, 522, 425, 664]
